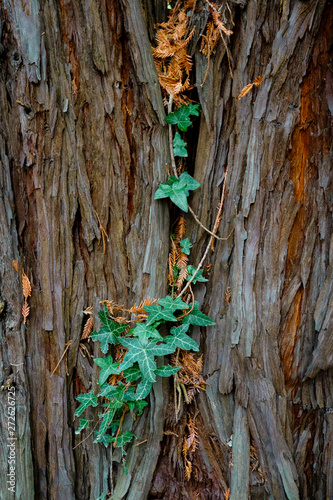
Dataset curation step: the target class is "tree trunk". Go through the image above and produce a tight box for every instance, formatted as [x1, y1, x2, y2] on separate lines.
[0, 1, 332, 499]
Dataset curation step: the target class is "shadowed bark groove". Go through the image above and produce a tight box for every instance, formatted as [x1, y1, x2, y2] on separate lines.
[0, 1, 332, 499]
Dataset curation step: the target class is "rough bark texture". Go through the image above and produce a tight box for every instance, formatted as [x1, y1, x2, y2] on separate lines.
[0, 0, 332, 499]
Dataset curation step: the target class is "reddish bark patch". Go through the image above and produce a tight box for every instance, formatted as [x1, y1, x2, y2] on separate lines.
[282, 4, 333, 385]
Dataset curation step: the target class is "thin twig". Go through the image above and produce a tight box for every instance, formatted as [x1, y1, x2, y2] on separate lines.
[177, 165, 229, 298]
[188, 205, 232, 241]
[51, 341, 72, 376]
[133, 439, 148, 447]
[73, 422, 98, 450]
[113, 405, 128, 448]
[168, 94, 178, 177]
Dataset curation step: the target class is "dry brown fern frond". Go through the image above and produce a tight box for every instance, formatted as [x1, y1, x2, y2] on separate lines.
[171, 351, 207, 400]
[176, 266, 189, 291]
[81, 315, 93, 340]
[152, 7, 195, 105]
[22, 269, 31, 324]
[22, 269, 31, 299]
[224, 489, 230, 500]
[127, 297, 158, 315]
[174, 215, 186, 242]
[237, 75, 262, 100]
[22, 301, 30, 325]
[168, 245, 178, 285]
[177, 252, 188, 269]
[187, 414, 199, 452]
[184, 459, 192, 481]
[100, 300, 125, 317]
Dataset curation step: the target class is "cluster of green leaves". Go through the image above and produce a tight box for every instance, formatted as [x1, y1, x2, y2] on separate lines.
[154, 103, 201, 211]
[75, 295, 214, 457]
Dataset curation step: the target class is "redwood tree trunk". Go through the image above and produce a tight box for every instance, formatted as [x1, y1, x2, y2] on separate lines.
[0, 1, 332, 499]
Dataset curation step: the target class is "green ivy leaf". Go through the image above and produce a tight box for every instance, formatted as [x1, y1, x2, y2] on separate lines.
[164, 103, 200, 131]
[143, 304, 178, 325]
[164, 323, 199, 352]
[94, 431, 112, 448]
[134, 400, 148, 415]
[99, 382, 121, 398]
[111, 430, 137, 447]
[122, 364, 143, 382]
[96, 406, 118, 438]
[128, 400, 148, 415]
[154, 179, 188, 212]
[155, 365, 181, 377]
[180, 238, 193, 255]
[154, 173, 200, 213]
[75, 417, 90, 434]
[178, 172, 201, 195]
[187, 103, 201, 117]
[75, 391, 98, 417]
[135, 377, 153, 399]
[132, 323, 163, 343]
[182, 301, 215, 327]
[94, 356, 120, 386]
[173, 132, 187, 157]
[91, 306, 127, 353]
[157, 295, 189, 312]
[186, 265, 209, 284]
[117, 338, 175, 382]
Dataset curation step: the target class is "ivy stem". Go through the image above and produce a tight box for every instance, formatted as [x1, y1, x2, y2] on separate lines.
[166, 94, 228, 241]
[168, 94, 178, 177]
[113, 405, 128, 448]
[177, 164, 229, 298]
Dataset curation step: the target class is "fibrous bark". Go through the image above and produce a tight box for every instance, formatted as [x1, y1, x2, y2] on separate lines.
[0, 1, 332, 499]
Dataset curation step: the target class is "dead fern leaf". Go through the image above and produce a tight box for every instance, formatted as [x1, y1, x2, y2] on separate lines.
[22, 301, 30, 325]
[83, 305, 93, 315]
[187, 415, 199, 452]
[127, 297, 158, 315]
[152, 8, 195, 105]
[174, 215, 187, 242]
[12, 260, 19, 272]
[81, 316, 93, 340]
[21, 269, 31, 324]
[22, 269, 31, 299]
[184, 459, 192, 481]
[237, 76, 262, 99]
[176, 266, 189, 291]
[224, 489, 230, 500]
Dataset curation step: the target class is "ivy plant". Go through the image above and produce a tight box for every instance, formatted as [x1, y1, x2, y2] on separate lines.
[75, 295, 214, 456]
[75, 102, 216, 481]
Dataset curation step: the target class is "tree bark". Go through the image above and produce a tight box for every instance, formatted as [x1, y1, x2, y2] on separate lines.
[0, 1, 332, 499]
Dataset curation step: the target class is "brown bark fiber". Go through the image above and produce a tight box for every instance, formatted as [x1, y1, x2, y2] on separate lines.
[0, 1, 332, 499]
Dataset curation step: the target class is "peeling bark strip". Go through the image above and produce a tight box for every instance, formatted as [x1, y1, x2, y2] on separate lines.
[0, 1, 332, 500]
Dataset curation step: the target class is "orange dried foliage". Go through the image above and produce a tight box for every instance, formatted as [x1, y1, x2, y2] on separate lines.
[201, 1, 233, 84]
[176, 264, 189, 291]
[182, 413, 199, 481]
[81, 316, 93, 340]
[224, 489, 230, 500]
[22, 269, 31, 324]
[152, 8, 195, 106]
[22, 270, 31, 299]
[12, 260, 19, 272]
[237, 76, 262, 99]
[22, 301, 30, 325]
[172, 351, 207, 400]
